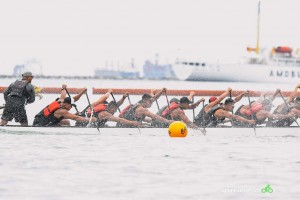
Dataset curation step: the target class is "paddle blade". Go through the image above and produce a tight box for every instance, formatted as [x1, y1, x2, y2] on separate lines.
[199, 128, 206, 136]
[86, 123, 91, 128]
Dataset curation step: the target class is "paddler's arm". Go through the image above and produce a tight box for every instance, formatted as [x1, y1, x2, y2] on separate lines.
[270, 89, 281, 101]
[150, 88, 167, 103]
[72, 88, 87, 102]
[257, 110, 294, 120]
[188, 98, 205, 109]
[117, 92, 129, 107]
[205, 87, 231, 113]
[150, 89, 155, 97]
[91, 89, 112, 107]
[104, 113, 141, 127]
[269, 112, 295, 120]
[291, 108, 300, 117]
[62, 111, 97, 123]
[173, 107, 200, 129]
[221, 110, 255, 124]
[177, 110, 198, 128]
[60, 84, 67, 99]
[142, 108, 173, 124]
[234, 91, 248, 103]
[287, 84, 300, 103]
[188, 91, 196, 101]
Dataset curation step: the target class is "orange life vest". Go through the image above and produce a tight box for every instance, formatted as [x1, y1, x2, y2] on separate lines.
[43, 101, 61, 117]
[87, 104, 107, 115]
[162, 102, 180, 117]
[245, 103, 263, 116]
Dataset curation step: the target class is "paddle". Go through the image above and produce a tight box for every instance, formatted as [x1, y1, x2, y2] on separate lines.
[85, 91, 100, 132]
[155, 99, 160, 110]
[247, 93, 257, 135]
[127, 95, 142, 134]
[127, 95, 133, 105]
[202, 101, 206, 133]
[192, 101, 207, 136]
[110, 92, 121, 113]
[278, 91, 299, 127]
[64, 88, 79, 113]
[192, 96, 195, 122]
[79, 105, 90, 117]
[165, 93, 173, 121]
[228, 90, 235, 127]
[153, 91, 160, 111]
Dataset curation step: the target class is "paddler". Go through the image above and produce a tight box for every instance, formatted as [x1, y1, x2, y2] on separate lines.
[194, 88, 255, 127]
[152, 91, 205, 128]
[117, 88, 173, 127]
[267, 84, 300, 127]
[33, 84, 96, 126]
[82, 90, 141, 128]
[290, 101, 300, 119]
[154, 91, 197, 117]
[195, 90, 249, 125]
[234, 89, 294, 127]
[0, 72, 35, 126]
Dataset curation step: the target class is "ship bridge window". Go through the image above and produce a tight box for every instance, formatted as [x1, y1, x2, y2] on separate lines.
[202, 63, 206, 67]
[195, 62, 200, 66]
[189, 62, 194, 65]
[183, 62, 188, 65]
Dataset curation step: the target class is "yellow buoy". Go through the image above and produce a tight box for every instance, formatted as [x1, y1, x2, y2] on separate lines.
[168, 121, 188, 137]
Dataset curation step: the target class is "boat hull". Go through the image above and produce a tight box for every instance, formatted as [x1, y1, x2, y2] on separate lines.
[173, 63, 300, 82]
[1, 126, 299, 137]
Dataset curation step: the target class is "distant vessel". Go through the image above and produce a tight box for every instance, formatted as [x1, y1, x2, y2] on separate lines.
[172, 1, 300, 83]
[13, 58, 43, 76]
[143, 54, 177, 80]
[94, 59, 139, 79]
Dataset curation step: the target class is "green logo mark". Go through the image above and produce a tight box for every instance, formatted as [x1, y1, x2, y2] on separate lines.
[261, 184, 273, 193]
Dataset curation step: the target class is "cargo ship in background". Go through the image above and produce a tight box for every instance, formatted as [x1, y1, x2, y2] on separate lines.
[94, 59, 140, 79]
[142, 54, 177, 80]
[172, 1, 300, 83]
[94, 55, 176, 80]
[8, 56, 176, 80]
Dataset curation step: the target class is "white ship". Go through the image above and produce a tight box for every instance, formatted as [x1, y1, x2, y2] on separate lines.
[172, 1, 300, 83]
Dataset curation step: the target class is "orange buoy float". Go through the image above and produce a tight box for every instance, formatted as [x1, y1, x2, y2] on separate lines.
[168, 121, 188, 137]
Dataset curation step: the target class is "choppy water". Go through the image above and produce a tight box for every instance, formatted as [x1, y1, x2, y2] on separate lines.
[1, 79, 300, 199]
[1, 131, 300, 200]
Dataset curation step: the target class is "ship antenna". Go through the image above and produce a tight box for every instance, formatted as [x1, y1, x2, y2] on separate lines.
[256, 1, 261, 54]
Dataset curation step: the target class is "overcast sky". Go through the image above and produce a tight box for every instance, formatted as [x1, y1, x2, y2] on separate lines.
[0, 0, 300, 75]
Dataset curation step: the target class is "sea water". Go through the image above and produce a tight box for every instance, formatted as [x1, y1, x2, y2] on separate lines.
[0, 79, 300, 200]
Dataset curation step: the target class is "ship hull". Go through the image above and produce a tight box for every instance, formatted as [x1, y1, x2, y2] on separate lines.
[173, 63, 300, 82]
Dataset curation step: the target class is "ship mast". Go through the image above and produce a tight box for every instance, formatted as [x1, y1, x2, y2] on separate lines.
[255, 1, 261, 54]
